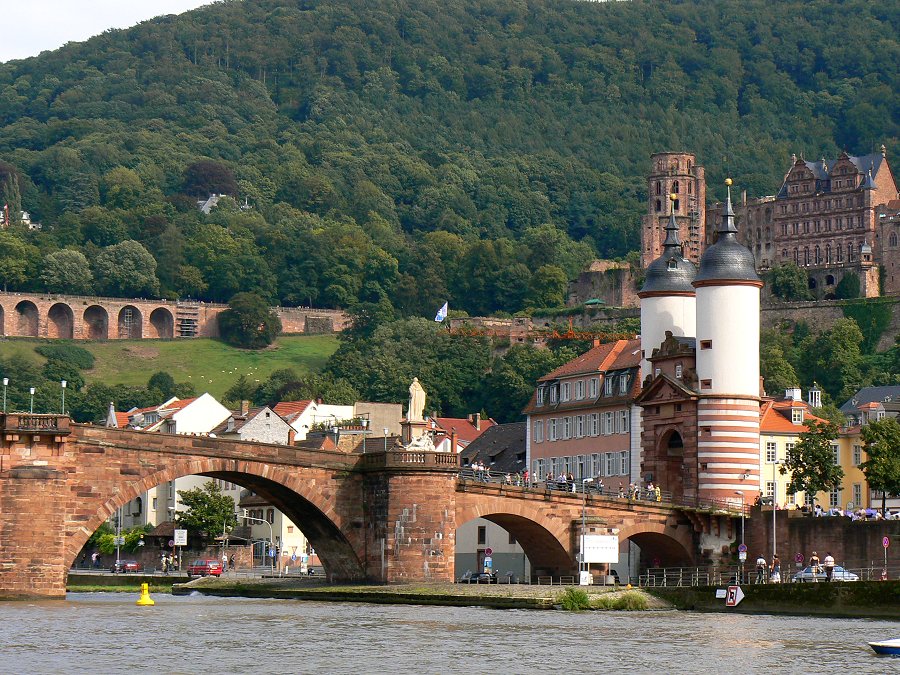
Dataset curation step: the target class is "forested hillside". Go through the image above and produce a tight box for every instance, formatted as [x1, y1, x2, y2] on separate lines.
[0, 0, 896, 319]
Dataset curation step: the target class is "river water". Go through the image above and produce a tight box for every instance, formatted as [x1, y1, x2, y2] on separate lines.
[0, 593, 897, 674]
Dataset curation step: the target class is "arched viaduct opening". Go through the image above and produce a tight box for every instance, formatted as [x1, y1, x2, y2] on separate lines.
[117, 306, 143, 339]
[67, 463, 366, 583]
[149, 308, 174, 338]
[15, 300, 39, 336]
[455, 512, 573, 580]
[48, 303, 74, 339]
[84, 305, 109, 339]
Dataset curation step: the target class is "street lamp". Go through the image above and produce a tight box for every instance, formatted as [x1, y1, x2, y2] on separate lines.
[383, 427, 389, 452]
[735, 490, 745, 583]
[361, 417, 369, 453]
[580, 478, 592, 585]
[772, 459, 783, 559]
[2, 377, 8, 413]
[60, 380, 67, 414]
[241, 509, 277, 576]
[29, 387, 35, 414]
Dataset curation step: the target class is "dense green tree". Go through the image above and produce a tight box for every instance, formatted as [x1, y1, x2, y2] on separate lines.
[217, 292, 282, 349]
[834, 273, 861, 300]
[147, 372, 177, 399]
[39, 249, 94, 294]
[859, 418, 900, 516]
[781, 419, 844, 502]
[175, 480, 238, 539]
[0, 232, 39, 292]
[93, 240, 160, 297]
[767, 264, 812, 301]
[182, 160, 238, 198]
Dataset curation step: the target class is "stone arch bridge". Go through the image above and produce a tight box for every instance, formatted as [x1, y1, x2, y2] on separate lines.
[0, 415, 738, 599]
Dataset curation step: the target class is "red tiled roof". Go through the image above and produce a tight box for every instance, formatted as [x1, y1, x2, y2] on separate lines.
[432, 417, 496, 445]
[114, 412, 131, 428]
[273, 400, 313, 417]
[163, 397, 197, 412]
[539, 339, 641, 381]
[760, 399, 827, 433]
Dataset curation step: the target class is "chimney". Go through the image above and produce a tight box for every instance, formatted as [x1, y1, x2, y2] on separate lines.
[785, 387, 801, 401]
[450, 430, 458, 455]
[474, 412, 481, 430]
[240, 400, 250, 416]
[592, 338, 601, 348]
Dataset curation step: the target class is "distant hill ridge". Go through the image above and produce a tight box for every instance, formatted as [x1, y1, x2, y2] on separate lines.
[0, 0, 896, 317]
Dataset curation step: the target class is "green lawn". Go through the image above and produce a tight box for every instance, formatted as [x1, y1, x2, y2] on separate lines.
[0, 335, 340, 399]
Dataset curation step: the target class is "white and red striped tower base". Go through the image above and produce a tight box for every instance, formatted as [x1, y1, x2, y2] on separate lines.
[697, 397, 760, 500]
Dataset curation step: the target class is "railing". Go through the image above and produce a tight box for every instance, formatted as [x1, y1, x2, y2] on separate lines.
[636, 563, 900, 587]
[457, 468, 749, 515]
[0, 413, 71, 434]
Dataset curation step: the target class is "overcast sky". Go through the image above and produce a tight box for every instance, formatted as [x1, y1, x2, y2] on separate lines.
[0, 1, 215, 62]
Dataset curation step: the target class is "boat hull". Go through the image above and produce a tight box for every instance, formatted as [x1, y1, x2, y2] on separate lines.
[869, 640, 900, 655]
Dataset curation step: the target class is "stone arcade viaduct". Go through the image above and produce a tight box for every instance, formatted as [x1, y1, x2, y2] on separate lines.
[0, 292, 348, 339]
[0, 415, 739, 599]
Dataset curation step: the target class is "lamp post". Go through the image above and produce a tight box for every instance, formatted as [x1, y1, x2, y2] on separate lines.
[580, 478, 592, 585]
[29, 387, 35, 414]
[60, 380, 67, 414]
[383, 427, 389, 452]
[361, 417, 369, 453]
[772, 459, 783, 559]
[2, 377, 8, 413]
[735, 490, 745, 583]
[241, 509, 276, 576]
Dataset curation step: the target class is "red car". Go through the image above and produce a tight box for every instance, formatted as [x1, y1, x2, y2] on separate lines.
[110, 560, 143, 574]
[186, 559, 223, 578]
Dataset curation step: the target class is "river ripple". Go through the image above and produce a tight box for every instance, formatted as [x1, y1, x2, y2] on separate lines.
[0, 593, 897, 674]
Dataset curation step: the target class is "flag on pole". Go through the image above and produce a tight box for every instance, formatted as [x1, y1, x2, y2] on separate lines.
[434, 302, 448, 322]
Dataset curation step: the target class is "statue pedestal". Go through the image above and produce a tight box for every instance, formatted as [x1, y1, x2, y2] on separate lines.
[401, 419, 430, 445]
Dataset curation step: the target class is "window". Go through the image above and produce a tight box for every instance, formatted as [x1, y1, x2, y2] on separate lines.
[831, 444, 840, 465]
[548, 418, 558, 441]
[765, 441, 777, 463]
[536, 387, 545, 406]
[549, 385, 558, 404]
[700, 379, 712, 389]
[891, 232, 898, 247]
[577, 455, 586, 479]
[575, 380, 584, 400]
[592, 453, 602, 476]
[852, 483, 862, 508]
[533, 459, 545, 480]
[589, 413, 599, 436]
[477, 526, 486, 545]
[700, 340, 712, 350]
[829, 489, 840, 509]
[791, 408, 804, 424]
[563, 416, 571, 440]
[675, 364, 683, 379]
[606, 453, 616, 476]
[533, 420, 544, 443]
[509, 531, 516, 545]
[619, 451, 629, 475]
[766, 481, 775, 498]
[785, 442, 795, 457]
[561, 382, 570, 402]
[603, 412, 614, 435]
[619, 374, 628, 394]
[604, 377, 613, 396]
[575, 415, 585, 438]
[152, 497, 158, 510]
[619, 410, 629, 433]
[267, 508, 275, 524]
[589, 377, 599, 398]
[852, 444, 862, 466]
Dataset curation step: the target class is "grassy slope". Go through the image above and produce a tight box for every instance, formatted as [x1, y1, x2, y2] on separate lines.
[0, 335, 339, 399]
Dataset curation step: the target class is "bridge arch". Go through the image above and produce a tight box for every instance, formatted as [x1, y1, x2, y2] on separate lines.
[84, 305, 109, 339]
[15, 300, 39, 336]
[69, 458, 365, 581]
[117, 305, 143, 339]
[456, 500, 573, 577]
[48, 303, 74, 339]
[617, 521, 694, 569]
[149, 308, 174, 338]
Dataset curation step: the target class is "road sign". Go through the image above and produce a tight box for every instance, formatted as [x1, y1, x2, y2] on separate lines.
[483, 556, 492, 568]
[485, 547, 493, 556]
[174, 529, 188, 546]
[725, 585, 745, 607]
[168, 539, 175, 548]
[738, 544, 748, 553]
[884, 536, 891, 549]
[738, 551, 747, 562]
[795, 553, 804, 564]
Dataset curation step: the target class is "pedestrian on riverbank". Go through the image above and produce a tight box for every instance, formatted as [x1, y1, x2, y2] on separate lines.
[770, 554, 781, 583]
[80, 553, 87, 569]
[755, 554, 767, 584]
[823, 552, 835, 581]
[91, 551, 99, 568]
[809, 551, 820, 582]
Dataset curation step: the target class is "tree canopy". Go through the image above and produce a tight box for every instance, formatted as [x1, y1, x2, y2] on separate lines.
[781, 419, 844, 501]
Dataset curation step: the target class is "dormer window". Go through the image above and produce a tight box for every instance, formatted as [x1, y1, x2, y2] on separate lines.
[575, 380, 584, 400]
[537, 387, 545, 406]
[619, 374, 628, 394]
[791, 408, 804, 424]
[675, 364, 683, 379]
[561, 382, 571, 402]
[549, 385, 558, 404]
[604, 377, 613, 396]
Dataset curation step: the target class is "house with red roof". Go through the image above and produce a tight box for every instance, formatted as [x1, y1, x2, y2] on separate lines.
[431, 413, 496, 452]
[523, 338, 643, 487]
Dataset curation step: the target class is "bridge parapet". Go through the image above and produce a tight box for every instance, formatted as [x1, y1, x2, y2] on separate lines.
[360, 449, 460, 471]
[0, 413, 71, 435]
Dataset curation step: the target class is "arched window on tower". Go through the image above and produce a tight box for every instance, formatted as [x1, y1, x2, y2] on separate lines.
[673, 180, 680, 193]
[793, 248, 799, 264]
[803, 247, 810, 266]
[814, 245, 821, 264]
[847, 242, 855, 262]
[836, 245, 844, 262]
[825, 244, 831, 263]
[656, 182, 661, 195]
[890, 232, 898, 247]
[655, 199, 662, 213]
[688, 182, 692, 195]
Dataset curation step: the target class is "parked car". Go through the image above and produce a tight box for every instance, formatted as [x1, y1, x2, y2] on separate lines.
[110, 560, 143, 574]
[458, 571, 497, 584]
[186, 559, 223, 578]
[792, 565, 859, 582]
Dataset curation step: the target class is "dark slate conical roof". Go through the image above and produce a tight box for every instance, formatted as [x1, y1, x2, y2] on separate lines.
[694, 181, 760, 285]
[640, 206, 696, 295]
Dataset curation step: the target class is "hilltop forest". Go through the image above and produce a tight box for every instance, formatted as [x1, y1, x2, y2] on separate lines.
[0, 0, 896, 319]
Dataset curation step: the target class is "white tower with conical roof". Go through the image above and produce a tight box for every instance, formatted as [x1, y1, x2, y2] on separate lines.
[638, 194, 697, 379]
[692, 179, 763, 500]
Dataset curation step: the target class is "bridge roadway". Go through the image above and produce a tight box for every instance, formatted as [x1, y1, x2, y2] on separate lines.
[0, 415, 739, 599]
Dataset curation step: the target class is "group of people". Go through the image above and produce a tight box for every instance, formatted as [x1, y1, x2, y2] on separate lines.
[625, 481, 661, 502]
[160, 553, 177, 574]
[754, 550, 837, 583]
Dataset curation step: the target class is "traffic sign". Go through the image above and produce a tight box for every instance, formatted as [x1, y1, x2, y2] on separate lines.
[884, 536, 891, 549]
[738, 544, 748, 553]
[738, 551, 747, 562]
[483, 556, 492, 569]
[725, 585, 745, 607]
[795, 553, 804, 564]
[174, 529, 188, 546]
[485, 547, 493, 556]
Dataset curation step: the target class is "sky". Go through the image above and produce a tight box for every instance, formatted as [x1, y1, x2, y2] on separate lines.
[0, 1, 214, 62]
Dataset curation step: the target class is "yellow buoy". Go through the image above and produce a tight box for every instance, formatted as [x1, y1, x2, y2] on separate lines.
[136, 582, 155, 606]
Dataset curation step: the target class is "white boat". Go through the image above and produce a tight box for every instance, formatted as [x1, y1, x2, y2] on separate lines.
[868, 638, 900, 655]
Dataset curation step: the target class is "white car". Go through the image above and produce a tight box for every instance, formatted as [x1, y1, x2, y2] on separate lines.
[791, 564, 858, 582]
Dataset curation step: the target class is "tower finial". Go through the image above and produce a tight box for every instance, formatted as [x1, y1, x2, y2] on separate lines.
[718, 178, 737, 235]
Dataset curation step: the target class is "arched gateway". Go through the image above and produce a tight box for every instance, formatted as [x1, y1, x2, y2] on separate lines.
[0, 417, 730, 599]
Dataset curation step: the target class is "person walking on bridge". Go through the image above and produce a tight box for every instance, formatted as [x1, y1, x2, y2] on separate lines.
[823, 552, 835, 582]
[755, 554, 767, 584]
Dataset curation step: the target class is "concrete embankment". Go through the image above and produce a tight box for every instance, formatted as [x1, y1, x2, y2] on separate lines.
[647, 580, 900, 618]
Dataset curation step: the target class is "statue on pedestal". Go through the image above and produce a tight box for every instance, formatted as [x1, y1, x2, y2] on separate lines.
[407, 377, 426, 422]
